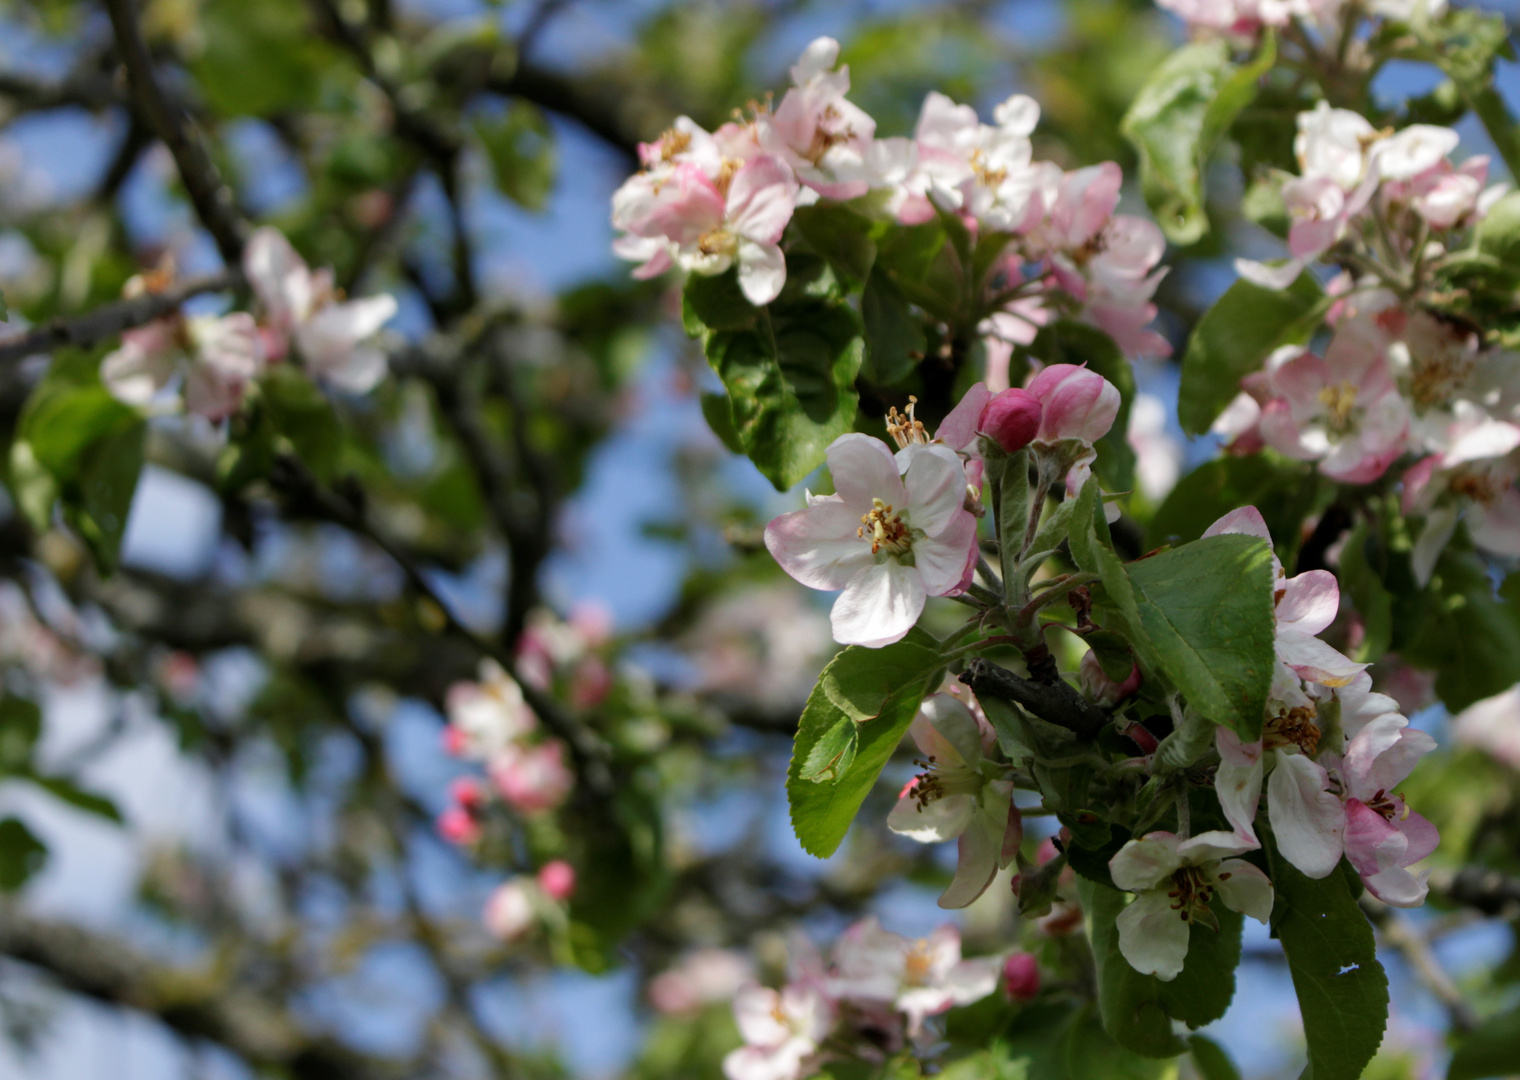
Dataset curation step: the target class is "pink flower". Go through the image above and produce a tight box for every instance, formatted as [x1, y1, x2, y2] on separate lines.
[483, 879, 536, 941]
[1001, 953, 1041, 1002]
[1108, 831, 1274, 980]
[536, 859, 577, 902]
[629, 156, 799, 305]
[886, 695, 1020, 909]
[763, 435, 978, 648]
[490, 740, 573, 814]
[1214, 725, 1343, 878]
[723, 982, 834, 1080]
[762, 37, 876, 199]
[444, 659, 537, 761]
[979, 388, 1044, 453]
[1257, 328, 1409, 484]
[828, 919, 999, 1036]
[243, 227, 396, 392]
[1321, 713, 1439, 906]
[649, 949, 754, 1015]
[101, 313, 265, 421]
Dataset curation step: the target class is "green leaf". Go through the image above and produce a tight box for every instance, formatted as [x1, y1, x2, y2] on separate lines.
[791, 204, 877, 288]
[1176, 273, 1325, 436]
[787, 629, 944, 858]
[1417, 9, 1520, 182]
[1447, 1004, 1520, 1080]
[1402, 548, 1520, 713]
[24, 772, 123, 822]
[0, 817, 46, 891]
[1267, 842, 1389, 1080]
[1157, 903, 1243, 1028]
[261, 365, 344, 481]
[683, 269, 758, 335]
[1337, 522, 1393, 662]
[699, 390, 744, 454]
[21, 382, 140, 478]
[1002, 1002, 1172, 1080]
[65, 417, 146, 574]
[1120, 37, 1273, 245]
[191, 0, 340, 118]
[1075, 480, 1276, 740]
[875, 220, 965, 325]
[861, 273, 926, 385]
[473, 103, 557, 211]
[1189, 1035, 1243, 1080]
[1476, 191, 1520, 267]
[0, 696, 42, 773]
[1025, 320, 1134, 491]
[1076, 878, 1188, 1059]
[701, 273, 865, 491]
[0, 286, 8, 322]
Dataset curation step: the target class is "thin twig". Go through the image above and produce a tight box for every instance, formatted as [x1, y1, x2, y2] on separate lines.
[0, 271, 237, 365]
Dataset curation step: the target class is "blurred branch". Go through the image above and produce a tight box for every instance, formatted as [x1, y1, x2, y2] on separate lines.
[1364, 900, 1478, 1033]
[0, 908, 399, 1080]
[488, 62, 641, 164]
[0, 271, 237, 365]
[1431, 866, 1520, 916]
[102, 0, 247, 265]
[0, 68, 120, 115]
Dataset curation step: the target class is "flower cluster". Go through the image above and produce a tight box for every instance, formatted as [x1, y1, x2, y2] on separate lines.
[1216, 106, 1520, 580]
[765, 366, 1121, 647]
[482, 859, 577, 943]
[1106, 506, 1439, 977]
[516, 602, 615, 711]
[610, 38, 1167, 356]
[102, 227, 396, 421]
[723, 919, 1001, 1080]
[438, 658, 573, 837]
[1157, 0, 1445, 38]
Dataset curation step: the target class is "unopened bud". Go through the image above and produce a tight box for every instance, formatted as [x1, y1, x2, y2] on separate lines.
[1002, 953, 1041, 1002]
[979, 388, 1043, 453]
[537, 859, 577, 902]
[1027, 364, 1120, 444]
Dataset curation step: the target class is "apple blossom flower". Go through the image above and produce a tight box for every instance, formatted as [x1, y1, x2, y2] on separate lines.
[444, 659, 537, 760]
[1214, 721, 1344, 878]
[887, 694, 1020, 909]
[979, 388, 1044, 454]
[1257, 330, 1410, 484]
[102, 313, 265, 422]
[483, 879, 537, 941]
[1451, 684, 1520, 770]
[1027, 364, 1121, 445]
[1319, 712, 1439, 905]
[828, 919, 999, 1035]
[762, 37, 876, 199]
[1108, 830, 1274, 980]
[764, 434, 979, 648]
[723, 981, 834, 1080]
[489, 739, 574, 814]
[624, 155, 799, 305]
[243, 227, 396, 393]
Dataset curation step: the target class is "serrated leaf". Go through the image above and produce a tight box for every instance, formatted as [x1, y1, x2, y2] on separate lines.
[786, 629, 944, 858]
[473, 102, 557, 211]
[1177, 273, 1326, 436]
[702, 277, 865, 491]
[699, 389, 744, 454]
[861, 272, 925, 385]
[66, 417, 145, 574]
[1266, 840, 1389, 1080]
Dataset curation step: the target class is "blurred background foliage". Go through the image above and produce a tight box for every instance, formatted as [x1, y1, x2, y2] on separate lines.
[0, 1, 1515, 1079]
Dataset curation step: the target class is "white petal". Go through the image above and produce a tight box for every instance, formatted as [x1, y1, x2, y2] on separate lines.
[1212, 859, 1274, 924]
[826, 434, 906, 511]
[763, 500, 875, 590]
[887, 790, 976, 843]
[830, 561, 925, 647]
[937, 802, 1003, 908]
[1109, 833, 1183, 892]
[1266, 752, 1344, 878]
[737, 239, 787, 305]
[1214, 753, 1264, 846]
[1116, 890, 1192, 980]
[1411, 506, 1458, 587]
[902, 443, 971, 533]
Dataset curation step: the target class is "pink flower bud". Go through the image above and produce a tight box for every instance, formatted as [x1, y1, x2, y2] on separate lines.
[537, 860, 577, 902]
[979, 388, 1043, 453]
[1026, 364, 1120, 444]
[490, 740, 574, 814]
[436, 806, 480, 846]
[1002, 953, 1041, 1002]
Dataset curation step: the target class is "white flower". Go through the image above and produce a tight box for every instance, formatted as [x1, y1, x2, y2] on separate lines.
[828, 919, 998, 1036]
[1108, 831, 1274, 980]
[722, 982, 834, 1080]
[887, 695, 1019, 909]
[764, 434, 979, 647]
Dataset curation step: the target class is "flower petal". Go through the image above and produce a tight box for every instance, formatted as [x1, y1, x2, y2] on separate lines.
[827, 434, 906, 511]
[1266, 752, 1344, 878]
[887, 789, 977, 843]
[764, 500, 874, 590]
[938, 803, 1004, 909]
[1214, 739, 1264, 846]
[1116, 890, 1192, 980]
[1213, 859, 1274, 924]
[1109, 833, 1182, 892]
[1276, 569, 1339, 637]
[902, 443, 971, 534]
[737, 239, 788, 305]
[830, 560, 925, 647]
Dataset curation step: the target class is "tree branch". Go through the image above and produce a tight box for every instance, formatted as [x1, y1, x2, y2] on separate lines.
[0, 271, 237, 365]
[101, 0, 248, 264]
[959, 656, 1111, 739]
